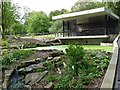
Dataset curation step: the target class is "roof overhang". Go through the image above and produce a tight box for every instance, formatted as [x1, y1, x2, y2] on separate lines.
[52, 7, 119, 21]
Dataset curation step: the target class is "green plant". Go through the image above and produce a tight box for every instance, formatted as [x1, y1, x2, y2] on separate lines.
[44, 74, 57, 83]
[12, 50, 34, 60]
[2, 50, 34, 65]
[43, 62, 55, 70]
[2, 52, 16, 65]
[55, 75, 70, 88]
[1, 40, 10, 48]
[65, 44, 85, 77]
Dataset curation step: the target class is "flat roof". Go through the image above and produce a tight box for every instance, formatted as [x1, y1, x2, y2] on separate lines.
[52, 7, 119, 21]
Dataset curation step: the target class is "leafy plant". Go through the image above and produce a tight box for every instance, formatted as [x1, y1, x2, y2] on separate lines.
[12, 50, 34, 60]
[43, 62, 55, 71]
[2, 50, 34, 65]
[1, 40, 10, 48]
[65, 44, 85, 77]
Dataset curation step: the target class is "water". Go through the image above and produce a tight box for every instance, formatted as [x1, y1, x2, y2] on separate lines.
[7, 70, 24, 90]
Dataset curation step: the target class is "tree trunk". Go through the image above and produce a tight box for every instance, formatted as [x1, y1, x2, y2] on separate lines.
[2, 1, 6, 40]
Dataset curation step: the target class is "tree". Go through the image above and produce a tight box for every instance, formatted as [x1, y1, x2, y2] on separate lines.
[1, 1, 21, 39]
[11, 21, 26, 35]
[25, 11, 51, 34]
[49, 21, 63, 32]
[49, 9, 69, 20]
[106, 2, 120, 17]
[48, 9, 69, 33]
[71, 1, 105, 12]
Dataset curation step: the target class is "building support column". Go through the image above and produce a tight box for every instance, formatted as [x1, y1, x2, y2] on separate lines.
[63, 21, 64, 37]
[105, 15, 108, 35]
[67, 21, 69, 37]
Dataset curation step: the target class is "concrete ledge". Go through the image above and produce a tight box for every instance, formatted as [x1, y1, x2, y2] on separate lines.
[56, 35, 109, 39]
[101, 36, 119, 89]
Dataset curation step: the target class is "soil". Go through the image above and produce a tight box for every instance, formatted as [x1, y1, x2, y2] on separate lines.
[87, 77, 103, 88]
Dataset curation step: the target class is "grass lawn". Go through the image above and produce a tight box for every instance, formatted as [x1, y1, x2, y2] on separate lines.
[29, 45, 113, 52]
[81, 45, 113, 52]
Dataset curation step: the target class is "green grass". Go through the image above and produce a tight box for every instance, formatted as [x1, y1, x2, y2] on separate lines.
[27, 45, 113, 52]
[81, 45, 113, 52]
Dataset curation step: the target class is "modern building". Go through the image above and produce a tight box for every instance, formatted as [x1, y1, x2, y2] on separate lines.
[52, 7, 119, 44]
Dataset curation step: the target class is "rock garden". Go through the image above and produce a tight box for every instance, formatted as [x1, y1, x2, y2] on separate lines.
[1, 37, 112, 89]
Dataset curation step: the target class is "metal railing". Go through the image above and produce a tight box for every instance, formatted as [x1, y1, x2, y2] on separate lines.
[9, 28, 118, 38]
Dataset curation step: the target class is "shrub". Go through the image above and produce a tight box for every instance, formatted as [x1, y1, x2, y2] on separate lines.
[2, 52, 16, 65]
[12, 50, 34, 60]
[65, 44, 85, 77]
[2, 50, 34, 65]
[1, 40, 10, 48]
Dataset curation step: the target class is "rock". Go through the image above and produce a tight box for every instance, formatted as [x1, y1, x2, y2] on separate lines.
[18, 63, 43, 74]
[52, 56, 61, 63]
[44, 82, 53, 88]
[35, 58, 42, 62]
[47, 57, 53, 61]
[3, 69, 15, 88]
[18, 59, 36, 69]
[17, 58, 43, 69]
[18, 67, 32, 74]
[25, 71, 48, 86]
[24, 85, 31, 90]
[28, 63, 42, 69]
[50, 50, 64, 57]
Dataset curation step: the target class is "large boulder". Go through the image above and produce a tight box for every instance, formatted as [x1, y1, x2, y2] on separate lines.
[25, 71, 48, 86]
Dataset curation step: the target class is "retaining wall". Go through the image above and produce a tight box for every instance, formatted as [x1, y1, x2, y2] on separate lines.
[100, 36, 119, 89]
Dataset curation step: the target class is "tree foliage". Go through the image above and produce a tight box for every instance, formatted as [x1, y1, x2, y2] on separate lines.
[49, 21, 63, 32]
[71, 0, 120, 17]
[49, 9, 69, 20]
[71, 1, 105, 12]
[106, 2, 120, 17]
[11, 21, 26, 35]
[49, 9, 69, 33]
[25, 11, 51, 34]
[1, 1, 21, 39]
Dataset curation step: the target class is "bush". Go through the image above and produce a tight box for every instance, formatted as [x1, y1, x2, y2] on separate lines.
[2, 50, 34, 65]
[1, 40, 10, 48]
[65, 44, 85, 76]
[12, 50, 34, 60]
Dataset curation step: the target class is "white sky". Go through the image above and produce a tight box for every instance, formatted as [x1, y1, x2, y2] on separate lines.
[13, 0, 78, 15]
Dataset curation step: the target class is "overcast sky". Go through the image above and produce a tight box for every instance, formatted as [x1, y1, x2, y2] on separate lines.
[13, 0, 78, 15]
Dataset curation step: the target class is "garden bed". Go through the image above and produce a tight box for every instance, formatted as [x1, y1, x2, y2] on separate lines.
[2, 45, 112, 89]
